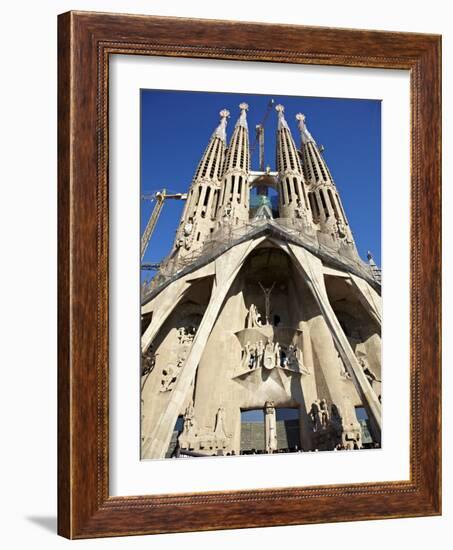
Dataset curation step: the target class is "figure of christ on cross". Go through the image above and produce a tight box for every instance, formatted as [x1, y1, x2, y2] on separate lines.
[258, 281, 275, 326]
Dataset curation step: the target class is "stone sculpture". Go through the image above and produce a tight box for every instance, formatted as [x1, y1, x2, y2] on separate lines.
[178, 403, 231, 454]
[246, 303, 262, 328]
[141, 346, 156, 377]
[160, 365, 178, 392]
[358, 356, 381, 386]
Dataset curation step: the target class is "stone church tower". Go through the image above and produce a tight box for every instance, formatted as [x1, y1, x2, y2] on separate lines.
[141, 103, 382, 459]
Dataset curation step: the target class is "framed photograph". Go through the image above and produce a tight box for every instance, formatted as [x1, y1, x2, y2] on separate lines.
[58, 11, 441, 538]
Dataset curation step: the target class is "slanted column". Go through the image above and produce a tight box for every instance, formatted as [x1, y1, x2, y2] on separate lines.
[349, 273, 382, 326]
[288, 244, 381, 443]
[142, 237, 265, 459]
[141, 261, 216, 353]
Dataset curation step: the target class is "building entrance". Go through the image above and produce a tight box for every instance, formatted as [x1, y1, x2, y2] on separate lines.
[240, 405, 301, 454]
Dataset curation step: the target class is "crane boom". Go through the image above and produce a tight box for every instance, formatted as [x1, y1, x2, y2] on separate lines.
[140, 188, 187, 261]
[250, 99, 275, 170]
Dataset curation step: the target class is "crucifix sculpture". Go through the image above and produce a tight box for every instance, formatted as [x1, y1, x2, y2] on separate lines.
[258, 281, 275, 326]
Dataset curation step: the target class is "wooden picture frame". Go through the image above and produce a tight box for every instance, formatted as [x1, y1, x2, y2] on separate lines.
[58, 11, 441, 539]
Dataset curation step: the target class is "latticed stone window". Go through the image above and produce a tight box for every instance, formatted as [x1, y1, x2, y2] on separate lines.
[309, 191, 320, 221]
[328, 188, 340, 220]
[320, 189, 329, 218]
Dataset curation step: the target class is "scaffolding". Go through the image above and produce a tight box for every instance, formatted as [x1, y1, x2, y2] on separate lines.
[141, 218, 381, 301]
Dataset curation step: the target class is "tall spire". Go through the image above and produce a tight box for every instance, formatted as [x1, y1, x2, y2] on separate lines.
[215, 103, 251, 226]
[173, 109, 229, 258]
[274, 105, 312, 227]
[297, 113, 333, 185]
[297, 113, 356, 251]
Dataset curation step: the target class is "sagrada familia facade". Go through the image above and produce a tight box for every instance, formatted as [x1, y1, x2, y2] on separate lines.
[140, 102, 382, 459]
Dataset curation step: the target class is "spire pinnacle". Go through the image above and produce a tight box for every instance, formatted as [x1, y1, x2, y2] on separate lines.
[236, 102, 249, 129]
[296, 113, 315, 144]
[275, 104, 289, 129]
[367, 251, 376, 265]
[213, 108, 230, 141]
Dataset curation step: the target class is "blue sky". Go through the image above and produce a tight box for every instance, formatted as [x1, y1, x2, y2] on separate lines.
[141, 89, 381, 280]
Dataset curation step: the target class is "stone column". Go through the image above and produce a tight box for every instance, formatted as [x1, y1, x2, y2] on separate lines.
[288, 244, 382, 442]
[299, 375, 318, 450]
[142, 237, 265, 459]
[349, 273, 382, 326]
[141, 262, 214, 352]
[287, 276, 318, 450]
[264, 401, 278, 453]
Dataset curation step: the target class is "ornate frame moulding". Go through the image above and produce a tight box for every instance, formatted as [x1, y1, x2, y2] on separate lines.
[58, 11, 442, 539]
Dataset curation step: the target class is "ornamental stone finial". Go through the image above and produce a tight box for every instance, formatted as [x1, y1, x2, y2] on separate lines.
[296, 112, 315, 144]
[214, 109, 230, 141]
[275, 104, 289, 129]
[296, 113, 306, 123]
[236, 103, 249, 129]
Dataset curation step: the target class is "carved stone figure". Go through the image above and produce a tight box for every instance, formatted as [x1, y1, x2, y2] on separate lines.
[179, 404, 231, 454]
[178, 325, 197, 344]
[263, 339, 275, 370]
[183, 219, 193, 236]
[286, 344, 299, 369]
[340, 365, 351, 379]
[295, 199, 304, 218]
[222, 202, 232, 223]
[336, 219, 346, 238]
[241, 341, 253, 370]
[255, 340, 264, 368]
[258, 281, 275, 325]
[184, 400, 194, 423]
[246, 303, 262, 328]
[273, 341, 281, 367]
[310, 400, 323, 431]
[214, 407, 229, 441]
[358, 356, 381, 386]
[181, 400, 197, 439]
[320, 398, 330, 428]
[159, 318, 200, 393]
[295, 199, 311, 227]
[176, 217, 195, 250]
[160, 365, 177, 392]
